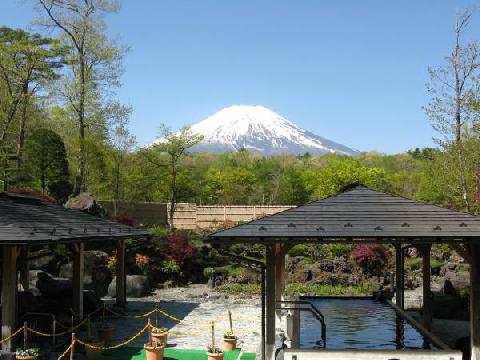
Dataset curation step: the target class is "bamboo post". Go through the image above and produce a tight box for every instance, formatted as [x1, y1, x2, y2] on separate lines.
[23, 321, 28, 350]
[53, 319, 56, 346]
[70, 333, 75, 360]
[228, 311, 233, 333]
[211, 321, 215, 350]
[102, 303, 106, 325]
[148, 318, 152, 346]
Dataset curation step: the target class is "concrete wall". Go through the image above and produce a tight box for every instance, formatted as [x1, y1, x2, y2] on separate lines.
[283, 349, 462, 360]
[99, 201, 293, 229]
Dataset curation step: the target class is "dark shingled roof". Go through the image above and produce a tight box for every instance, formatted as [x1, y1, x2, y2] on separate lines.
[0, 192, 149, 245]
[209, 184, 480, 243]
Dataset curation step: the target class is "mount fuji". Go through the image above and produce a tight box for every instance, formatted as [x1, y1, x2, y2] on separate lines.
[159, 105, 359, 156]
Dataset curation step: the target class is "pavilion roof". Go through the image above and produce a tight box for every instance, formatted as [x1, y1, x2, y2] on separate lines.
[209, 184, 480, 243]
[0, 192, 149, 245]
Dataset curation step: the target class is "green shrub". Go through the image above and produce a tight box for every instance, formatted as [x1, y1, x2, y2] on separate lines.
[217, 283, 260, 295]
[405, 257, 422, 271]
[328, 244, 353, 257]
[286, 283, 374, 296]
[406, 257, 444, 274]
[203, 267, 214, 278]
[288, 244, 311, 257]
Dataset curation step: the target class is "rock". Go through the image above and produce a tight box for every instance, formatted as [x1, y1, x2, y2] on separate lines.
[431, 293, 467, 320]
[65, 192, 106, 216]
[28, 250, 59, 274]
[444, 279, 457, 296]
[108, 275, 151, 298]
[36, 272, 72, 298]
[445, 270, 470, 294]
[59, 251, 112, 297]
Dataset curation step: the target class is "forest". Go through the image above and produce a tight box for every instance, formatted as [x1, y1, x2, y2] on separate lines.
[1, 1, 480, 217]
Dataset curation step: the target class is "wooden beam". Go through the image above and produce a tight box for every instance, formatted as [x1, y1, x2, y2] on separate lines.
[470, 244, 480, 360]
[2, 246, 17, 352]
[265, 244, 276, 360]
[395, 244, 404, 309]
[420, 244, 432, 330]
[72, 242, 85, 321]
[115, 240, 127, 308]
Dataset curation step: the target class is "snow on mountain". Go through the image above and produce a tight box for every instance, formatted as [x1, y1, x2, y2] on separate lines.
[156, 105, 359, 156]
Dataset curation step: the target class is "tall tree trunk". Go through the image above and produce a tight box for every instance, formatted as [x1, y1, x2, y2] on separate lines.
[16, 82, 29, 169]
[169, 159, 177, 230]
[78, 52, 87, 194]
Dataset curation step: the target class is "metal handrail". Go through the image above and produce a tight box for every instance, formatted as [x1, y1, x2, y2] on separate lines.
[276, 300, 327, 348]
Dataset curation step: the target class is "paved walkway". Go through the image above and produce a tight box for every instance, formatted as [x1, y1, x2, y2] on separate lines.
[92, 285, 262, 353]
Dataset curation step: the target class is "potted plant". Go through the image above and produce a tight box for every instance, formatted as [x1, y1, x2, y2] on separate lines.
[151, 326, 169, 345]
[96, 322, 115, 342]
[84, 339, 104, 360]
[15, 348, 39, 360]
[207, 346, 224, 360]
[223, 330, 237, 351]
[96, 306, 115, 342]
[144, 336, 165, 360]
[223, 311, 237, 351]
[207, 322, 224, 360]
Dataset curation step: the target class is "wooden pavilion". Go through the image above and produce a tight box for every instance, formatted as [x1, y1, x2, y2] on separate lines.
[0, 191, 149, 352]
[209, 184, 480, 360]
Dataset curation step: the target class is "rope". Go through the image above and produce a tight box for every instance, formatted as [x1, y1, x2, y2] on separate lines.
[0, 326, 24, 344]
[27, 316, 89, 337]
[77, 322, 151, 350]
[106, 307, 157, 319]
[56, 339, 76, 360]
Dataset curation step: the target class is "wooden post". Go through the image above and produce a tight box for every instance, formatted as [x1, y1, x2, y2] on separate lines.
[72, 242, 85, 321]
[2, 245, 18, 352]
[470, 243, 480, 360]
[421, 244, 432, 330]
[265, 244, 276, 360]
[19, 247, 29, 291]
[115, 239, 126, 307]
[275, 244, 286, 326]
[395, 244, 404, 309]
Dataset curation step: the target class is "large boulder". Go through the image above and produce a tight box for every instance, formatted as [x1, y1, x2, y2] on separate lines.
[59, 251, 112, 297]
[108, 275, 151, 298]
[36, 272, 72, 298]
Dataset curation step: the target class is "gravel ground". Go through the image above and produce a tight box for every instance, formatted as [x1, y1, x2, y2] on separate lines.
[94, 284, 262, 353]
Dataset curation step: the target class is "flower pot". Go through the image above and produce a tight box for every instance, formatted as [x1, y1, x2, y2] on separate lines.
[16, 356, 37, 360]
[223, 337, 237, 351]
[151, 330, 168, 345]
[144, 344, 165, 360]
[97, 325, 114, 342]
[207, 352, 224, 360]
[85, 340, 104, 360]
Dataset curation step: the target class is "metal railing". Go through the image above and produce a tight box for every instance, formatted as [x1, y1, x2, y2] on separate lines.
[276, 300, 327, 348]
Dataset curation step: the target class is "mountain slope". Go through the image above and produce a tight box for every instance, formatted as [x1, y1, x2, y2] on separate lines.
[159, 105, 359, 156]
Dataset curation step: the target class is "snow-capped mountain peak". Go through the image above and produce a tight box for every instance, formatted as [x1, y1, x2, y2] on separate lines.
[155, 105, 359, 156]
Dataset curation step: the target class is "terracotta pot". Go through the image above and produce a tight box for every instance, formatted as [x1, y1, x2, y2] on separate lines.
[207, 352, 224, 360]
[85, 340, 104, 360]
[97, 325, 114, 342]
[223, 337, 237, 351]
[16, 356, 37, 360]
[144, 344, 165, 360]
[151, 330, 168, 345]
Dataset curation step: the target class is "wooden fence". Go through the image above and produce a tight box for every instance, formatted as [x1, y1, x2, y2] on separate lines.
[99, 201, 293, 229]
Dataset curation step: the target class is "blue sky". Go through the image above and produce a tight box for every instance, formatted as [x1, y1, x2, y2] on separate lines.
[1, 1, 479, 154]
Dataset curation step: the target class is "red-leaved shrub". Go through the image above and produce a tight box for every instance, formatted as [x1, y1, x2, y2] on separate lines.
[351, 244, 390, 275]
[164, 234, 194, 266]
[111, 215, 134, 226]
